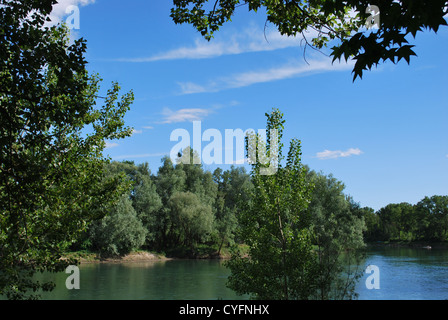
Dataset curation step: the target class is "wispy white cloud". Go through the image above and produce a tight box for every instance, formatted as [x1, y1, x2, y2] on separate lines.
[115, 26, 303, 62]
[177, 82, 209, 95]
[128, 38, 239, 62]
[114, 153, 168, 160]
[316, 148, 363, 160]
[105, 141, 119, 149]
[159, 107, 213, 124]
[178, 57, 353, 94]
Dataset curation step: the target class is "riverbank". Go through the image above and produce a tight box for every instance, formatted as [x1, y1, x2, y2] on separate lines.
[64, 250, 171, 264]
[66, 241, 448, 264]
[64, 245, 238, 264]
[366, 240, 448, 249]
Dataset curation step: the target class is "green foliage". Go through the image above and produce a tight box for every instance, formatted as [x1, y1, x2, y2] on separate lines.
[89, 195, 147, 257]
[213, 166, 252, 254]
[377, 202, 414, 240]
[361, 195, 448, 243]
[359, 206, 379, 241]
[86, 161, 162, 256]
[133, 175, 163, 243]
[0, 1, 133, 299]
[154, 151, 218, 249]
[226, 109, 319, 300]
[415, 196, 448, 241]
[106, 161, 163, 245]
[225, 109, 369, 300]
[168, 191, 215, 247]
[83, 154, 254, 258]
[305, 170, 366, 299]
[171, 0, 448, 80]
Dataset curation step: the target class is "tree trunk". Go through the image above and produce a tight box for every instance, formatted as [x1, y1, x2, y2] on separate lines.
[277, 201, 288, 300]
[218, 237, 224, 256]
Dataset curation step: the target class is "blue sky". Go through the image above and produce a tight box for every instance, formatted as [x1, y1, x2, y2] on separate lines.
[54, 0, 447, 211]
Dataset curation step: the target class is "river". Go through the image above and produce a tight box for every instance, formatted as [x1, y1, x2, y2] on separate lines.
[36, 246, 448, 300]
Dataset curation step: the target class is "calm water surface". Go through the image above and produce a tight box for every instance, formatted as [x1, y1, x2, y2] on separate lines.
[356, 246, 448, 300]
[38, 247, 448, 300]
[39, 259, 246, 300]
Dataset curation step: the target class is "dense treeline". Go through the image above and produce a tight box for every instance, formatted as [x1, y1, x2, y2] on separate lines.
[71, 153, 447, 258]
[70, 151, 349, 257]
[363, 196, 448, 242]
[73, 151, 254, 257]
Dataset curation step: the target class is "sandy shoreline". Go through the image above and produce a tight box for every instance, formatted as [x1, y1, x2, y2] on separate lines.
[74, 251, 173, 264]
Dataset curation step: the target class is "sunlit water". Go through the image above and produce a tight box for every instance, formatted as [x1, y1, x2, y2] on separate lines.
[35, 247, 448, 300]
[356, 246, 448, 300]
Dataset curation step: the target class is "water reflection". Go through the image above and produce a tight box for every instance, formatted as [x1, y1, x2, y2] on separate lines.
[37, 259, 247, 300]
[35, 247, 448, 300]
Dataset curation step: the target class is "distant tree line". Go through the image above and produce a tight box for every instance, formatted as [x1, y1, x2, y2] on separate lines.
[363, 195, 448, 242]
[71, 153, 447, 258]
[73, 151, 253, 257]
[71, 149, 368, 259]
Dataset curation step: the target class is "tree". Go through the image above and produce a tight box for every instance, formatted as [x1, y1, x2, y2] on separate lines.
[358, 206, 379, 242]
[377, 202, 415, 241]
[152, 150, 218, 251]
[133, 173, 163, 245]
[155, 156, 186, 205]
[153, 156, 187, 249]
[0, 1, 133, 299]
[168, 191, 215, 248]
[167, 148, 217, 249]
[415, 196, 448, 241]
[226, 109, 319, 300]
[104, 161, 163, 246]
[399, 203, 418, 241]
[89, 195, 147, 257]
[213, 166, 252, 255]
[305, 170, 366, 299]
[177, 148, 218, 209]
[171, 0, 448, 80]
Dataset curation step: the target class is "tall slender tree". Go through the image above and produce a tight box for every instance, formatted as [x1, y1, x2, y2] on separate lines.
[226, 109, 318, 300]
